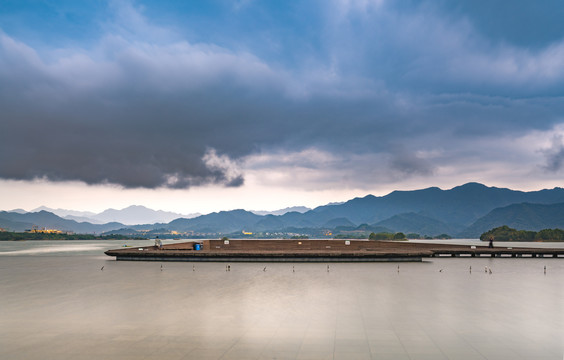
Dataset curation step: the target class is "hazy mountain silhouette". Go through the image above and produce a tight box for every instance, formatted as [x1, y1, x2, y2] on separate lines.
[149, 183, 564, 236]
[0, 211, 124, 233]
[374, 212, 459, 236]
[5, 183, 564, 237]
[461, 203, 564, 237]
[307, 182, 564, 226]
[92, 205, 198, 225]
[165, 209, 262, 233]
[251, 206, 311, 216]
[23, 205, 198, 226]
[31, 206, 97, 218]
[8, 208, 27, 214]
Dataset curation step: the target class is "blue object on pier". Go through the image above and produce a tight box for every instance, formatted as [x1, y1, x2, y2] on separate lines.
[194, 243, 201, 251]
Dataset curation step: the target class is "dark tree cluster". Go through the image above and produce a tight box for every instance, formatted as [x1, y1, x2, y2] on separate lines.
[480, 225, 564, 241]
[368, 232, 406, 240]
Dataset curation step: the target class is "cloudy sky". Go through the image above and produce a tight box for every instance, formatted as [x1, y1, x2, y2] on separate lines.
[1, 0, 564, 214]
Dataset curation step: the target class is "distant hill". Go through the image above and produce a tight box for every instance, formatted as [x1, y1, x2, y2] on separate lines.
[374, 212, 459, 237]
[0, 210, 125, 233]
[461, 203, 564, 237]
[29, 207, 107, 224]
[151, 182, 564, 236]
[6, 183, 564, 238]
[251, 206, 311, 216]
[31, 206, 97, 219]
[307, 182, 564, 227]
[25, 205, 199, 226]
[165, 209, 263, 233]
[323, 217, 356, 229]
[0, 217, 35, 233]
[63, 215, 106, 224]
[8, 208, 27, 214]
[91, 205, 198, 225]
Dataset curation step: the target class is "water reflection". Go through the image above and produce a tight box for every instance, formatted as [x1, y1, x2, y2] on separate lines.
[0, 241, 563, 359]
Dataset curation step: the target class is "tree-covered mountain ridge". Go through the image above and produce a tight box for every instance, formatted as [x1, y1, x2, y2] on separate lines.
[3, 183, 564, 238]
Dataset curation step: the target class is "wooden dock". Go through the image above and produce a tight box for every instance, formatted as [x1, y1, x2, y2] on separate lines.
[429, 248, 564, 258]
[105, 239, 564, 262]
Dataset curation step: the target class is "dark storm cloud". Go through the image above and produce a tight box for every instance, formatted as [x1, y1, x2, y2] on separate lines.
[2, 0, 564, 189]
[543, 136, 564, 173]
[389, 148, 435, 176]
[0, 32, 283, 188]
[0, 29, 394, 189]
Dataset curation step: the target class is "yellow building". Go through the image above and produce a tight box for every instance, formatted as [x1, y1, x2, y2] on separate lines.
[26, 226, 64, 234]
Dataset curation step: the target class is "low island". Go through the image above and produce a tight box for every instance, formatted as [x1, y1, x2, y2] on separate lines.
[481, 226, 564, 242]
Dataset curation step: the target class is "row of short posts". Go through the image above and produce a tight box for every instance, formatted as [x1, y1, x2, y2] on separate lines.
[432, 251, 562, 258]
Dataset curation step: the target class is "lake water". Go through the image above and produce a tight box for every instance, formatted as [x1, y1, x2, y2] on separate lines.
[1, 240, 563, 360]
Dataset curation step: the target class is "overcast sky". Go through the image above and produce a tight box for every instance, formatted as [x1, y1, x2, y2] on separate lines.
[1, 0, 564, 214]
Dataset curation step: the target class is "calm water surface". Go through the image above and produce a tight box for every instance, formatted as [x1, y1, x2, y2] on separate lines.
[1, 240, 563, 360]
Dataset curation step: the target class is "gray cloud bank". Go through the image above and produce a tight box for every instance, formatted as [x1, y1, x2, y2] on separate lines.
[1, 1, 564, 189]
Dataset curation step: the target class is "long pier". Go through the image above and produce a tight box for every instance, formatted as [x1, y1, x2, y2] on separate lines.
[430, 248, 564, 258]
[105, 239, 564, 262]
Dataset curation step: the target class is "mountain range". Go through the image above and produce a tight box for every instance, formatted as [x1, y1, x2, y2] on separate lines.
[0, 210, 124, 234]
[3, 183, 564, 238]
[28, 205, 200, 225]
[251, 206, 311, 216]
